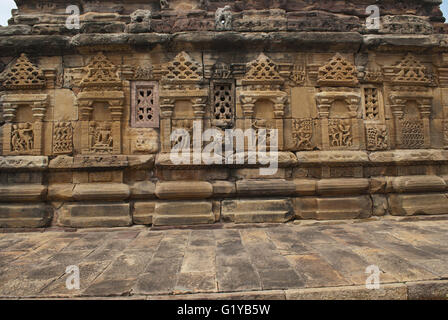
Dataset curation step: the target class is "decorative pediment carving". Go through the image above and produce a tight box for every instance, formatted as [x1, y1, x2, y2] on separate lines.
[318, 54, 358, 87]
[162, 52, 202, 82]
[242, 53, 284, 84]
[391, 53, 431, 85]
[79, 52, 122, 90]
[2, 54, 46, 90]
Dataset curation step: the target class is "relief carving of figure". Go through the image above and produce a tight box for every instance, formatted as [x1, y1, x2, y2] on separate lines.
[11, 123, 34, 153]
[89, 122, 113, 153]
[292, 119, 313, 150]
[329, 120, 353, 148]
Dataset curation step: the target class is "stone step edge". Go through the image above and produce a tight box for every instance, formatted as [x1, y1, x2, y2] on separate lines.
[8, 280, 448, 300]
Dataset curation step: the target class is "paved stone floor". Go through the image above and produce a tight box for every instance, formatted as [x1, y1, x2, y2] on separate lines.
[1, 217, 448, 299]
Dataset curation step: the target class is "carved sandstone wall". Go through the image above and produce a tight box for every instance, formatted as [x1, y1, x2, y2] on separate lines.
[1, 0, 448, 228]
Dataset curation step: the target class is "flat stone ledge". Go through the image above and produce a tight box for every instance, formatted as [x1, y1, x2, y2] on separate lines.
[0, 156, 48, 170]
[296, 151, 369, 165]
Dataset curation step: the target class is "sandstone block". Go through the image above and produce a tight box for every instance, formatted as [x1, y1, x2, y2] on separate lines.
[317, 178, 369, 196]
[294, 196, 372, 220]
[48, 184, 74, 201]
[0, 156, 48, 170]
[296, 151, 369, 164]
[211, 181, 236, 198]
[72, 183, 130, 201]
[391, 176, 446, 193]
[133, 201, 156, 225]
[236, 179, 296, 196]
[153, 201, 215, 226]
[0, 184, 47, 202]
[0, 204, 52, 228]
[293, 179, 317, 195]
[388, 193, 448, 216]
[57, 203, 131, 227]
[129, 181, 156, 199]
[221, 198, 294, 223]
[155, 181, 213, 200]
[372, 194, 389, 216]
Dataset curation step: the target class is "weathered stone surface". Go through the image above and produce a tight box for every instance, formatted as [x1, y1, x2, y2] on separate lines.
[294, 196, 372, 220]
[0, 156, 48, 170]
[132, 201, 156, 225]
[73, 183, 130, 201]
[211, 180, 236, 198]
[391, 176, 446, 193]
[0, 184, 46, 202]
[293, 179, 317, 196]
[154, 201, 215, 226]
[155, 181, 213, 200]
[317, 179, 369, 196]
[222, 199, 294, 223]
[0, 204, 52, 228]
[47, 183, 74, 201]
[236, 179, 296, 196]
[388, 194, 448, 216]
[57, 203, 132, 227]
[1, 0, 448, 229]
[129, 181, 156, 199]
[296, 151, 369, 165]
[369, 150, 448, 164]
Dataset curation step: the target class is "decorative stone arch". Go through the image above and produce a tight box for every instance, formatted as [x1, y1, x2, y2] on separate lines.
[76, 52, 125, 154]
[0, 54, 53, 155]
[239, 53, 288, 150]
[315, 54, 362, 150]
[158, 52, 208, 153]
[390, 93, 433, 149]
[386, 54, 433, 149]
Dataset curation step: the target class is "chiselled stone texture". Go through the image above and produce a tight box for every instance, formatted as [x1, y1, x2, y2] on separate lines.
[0, 0, 448, 227]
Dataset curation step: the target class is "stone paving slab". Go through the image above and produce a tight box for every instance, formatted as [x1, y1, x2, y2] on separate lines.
[0, 217, 448, 299]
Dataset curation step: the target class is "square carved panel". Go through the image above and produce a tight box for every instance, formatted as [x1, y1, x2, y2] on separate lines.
[131, 81, 159, 128]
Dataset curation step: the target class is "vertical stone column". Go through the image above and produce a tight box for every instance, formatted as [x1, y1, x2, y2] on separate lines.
[419, 98, 432, 149]
[2, 103, 15, 155]
[317, 98, 332, 150]
[192, 97, 207, 154]
[32, 101, 46, 155]
[273, 96, 286, 150]
[160, 98, 174, 153]
[391, 102, 405, 149]
[78, 101, 93, 154]
[240, 96, 256, 132]
[109, 100, 124, 154]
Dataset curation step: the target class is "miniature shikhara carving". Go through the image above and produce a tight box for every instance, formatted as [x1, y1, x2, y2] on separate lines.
[53, 122, 73, 155]
[392, 53, 431, 85]
[79, 52, 122, 90]
[244, 53, 283, 83]
[318, 54, 358, 87]
[2, 54, 45, 89]
[163, 52, 202, 82]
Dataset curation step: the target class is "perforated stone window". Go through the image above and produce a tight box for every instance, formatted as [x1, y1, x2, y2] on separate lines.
[364, 88, 380, 120]
[131, 81, 159, 128]
[212, 81, 234, 128]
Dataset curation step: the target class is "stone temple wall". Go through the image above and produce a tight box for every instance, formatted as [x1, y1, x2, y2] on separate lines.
[1, 0, 448, 228]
